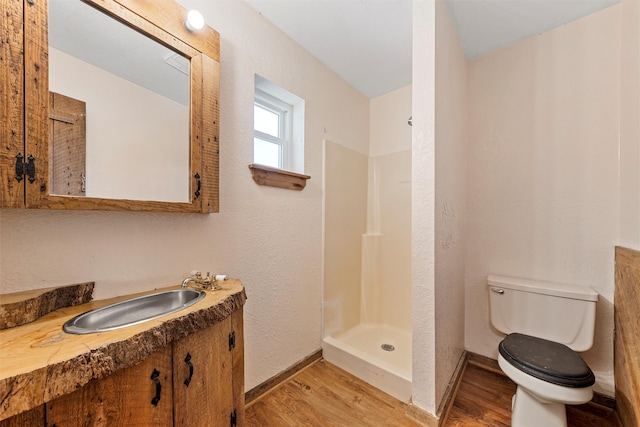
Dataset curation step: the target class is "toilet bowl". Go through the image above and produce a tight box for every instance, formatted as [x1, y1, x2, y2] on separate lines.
[487, 275, 598, 427]
[498, 333, 595, 426]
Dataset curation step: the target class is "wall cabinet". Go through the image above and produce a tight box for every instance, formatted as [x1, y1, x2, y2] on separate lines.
[0, 0, 220, 212]
[0, 309, 244, 427]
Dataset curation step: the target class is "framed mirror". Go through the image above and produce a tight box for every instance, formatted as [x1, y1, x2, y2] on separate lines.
[22, 0, 220, 212]
[49, 0, 191, 202]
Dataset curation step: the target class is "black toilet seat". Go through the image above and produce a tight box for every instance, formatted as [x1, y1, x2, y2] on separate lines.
[498, 333, 595, 388]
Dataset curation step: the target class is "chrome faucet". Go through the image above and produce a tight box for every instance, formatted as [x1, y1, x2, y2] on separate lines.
[181, 271, 221, 291]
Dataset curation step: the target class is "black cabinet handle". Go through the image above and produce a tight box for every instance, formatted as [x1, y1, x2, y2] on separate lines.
[150, 369, 162, 406]
[184, 353, 194, 386]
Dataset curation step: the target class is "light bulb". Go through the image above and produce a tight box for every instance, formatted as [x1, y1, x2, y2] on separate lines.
[185, 10, 205, 32]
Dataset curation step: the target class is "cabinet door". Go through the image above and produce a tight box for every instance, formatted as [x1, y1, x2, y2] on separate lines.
[0, 405, 44, 427]
[46, 345, 173, 427]
[0, 0, 25, 208]
[231, 308, 245, 426]
[173, 319, 233, 427]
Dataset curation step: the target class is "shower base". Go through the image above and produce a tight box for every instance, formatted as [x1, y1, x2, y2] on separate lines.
[322, 323, 412, 402]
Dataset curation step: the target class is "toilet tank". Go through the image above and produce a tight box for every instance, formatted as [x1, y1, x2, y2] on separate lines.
[487, 275, 598, 352]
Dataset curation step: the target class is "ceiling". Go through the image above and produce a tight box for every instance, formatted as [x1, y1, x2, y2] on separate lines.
[244, 0, 620, 99]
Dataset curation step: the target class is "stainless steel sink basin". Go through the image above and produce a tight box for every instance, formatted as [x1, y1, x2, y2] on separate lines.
[63, 289, 206, 334]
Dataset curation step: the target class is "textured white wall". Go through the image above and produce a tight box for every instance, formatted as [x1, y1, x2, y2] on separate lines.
[411, 0, 437, 414]
[411, 0, 468, 415]
[434, 0, 467, 407]
[0, 0, 370, 393]
[466, 5, 621, 396]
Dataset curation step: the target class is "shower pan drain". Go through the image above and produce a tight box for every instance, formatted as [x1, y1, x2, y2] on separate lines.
[381, 344, 395, 352]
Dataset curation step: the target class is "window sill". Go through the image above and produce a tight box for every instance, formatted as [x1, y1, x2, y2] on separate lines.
[248, 164, 310, 191]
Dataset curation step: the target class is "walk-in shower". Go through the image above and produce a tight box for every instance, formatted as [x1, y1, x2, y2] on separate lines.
[323, 139, 412, 402]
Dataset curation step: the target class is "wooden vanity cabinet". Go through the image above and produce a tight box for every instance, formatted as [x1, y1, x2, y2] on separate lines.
[39, 309, 244, 427]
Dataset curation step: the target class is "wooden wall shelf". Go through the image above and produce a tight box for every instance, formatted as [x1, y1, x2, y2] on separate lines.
[248, 164, 310, 191]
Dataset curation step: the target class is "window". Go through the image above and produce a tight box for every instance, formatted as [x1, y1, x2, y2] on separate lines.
[253, 75, 305, 174]
[253, 91, 291, 170]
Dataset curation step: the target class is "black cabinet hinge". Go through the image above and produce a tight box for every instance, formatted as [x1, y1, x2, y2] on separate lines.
[228, 331, 236, 351]
[15, 153, 36, 183]
[194, 173, 201, 199]
[230, 409, 237, 427]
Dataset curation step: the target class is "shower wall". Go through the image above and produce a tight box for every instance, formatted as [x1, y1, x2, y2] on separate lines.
[361, 151, 412, 330]
[368, 85, 413, 331]
[323, 140, 368, 337]
[324, 85, 412, 337]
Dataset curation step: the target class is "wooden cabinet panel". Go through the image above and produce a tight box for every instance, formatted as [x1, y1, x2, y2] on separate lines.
[46, 345, 173, 427]
[0, 405, 43, 427]
[231, 308, 245, 426]
[0, 0, 25, 208]
[173, 318, 233, 427]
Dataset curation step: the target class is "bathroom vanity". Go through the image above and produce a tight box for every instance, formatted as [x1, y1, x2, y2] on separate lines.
[0, 281, 246, 426]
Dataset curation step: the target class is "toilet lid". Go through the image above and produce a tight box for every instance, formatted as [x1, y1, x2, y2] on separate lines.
[499, 333, 595, 388]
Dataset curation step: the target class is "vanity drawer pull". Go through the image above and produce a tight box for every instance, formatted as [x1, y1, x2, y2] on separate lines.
[184, 353, 194, 386]
[491, 287, 505, 294]
[151, 369, 162, 406]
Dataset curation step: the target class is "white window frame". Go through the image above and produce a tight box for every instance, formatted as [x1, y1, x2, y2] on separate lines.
[254, 89, 293, 170]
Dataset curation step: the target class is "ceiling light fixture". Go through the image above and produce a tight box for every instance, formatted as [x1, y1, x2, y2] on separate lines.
[184, 10, 205, 32]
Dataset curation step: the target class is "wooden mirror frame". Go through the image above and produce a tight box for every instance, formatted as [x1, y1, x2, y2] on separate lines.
[2, 0, 219, 213]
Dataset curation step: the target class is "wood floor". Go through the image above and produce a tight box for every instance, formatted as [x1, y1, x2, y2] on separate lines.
[246, 360, 422, 426]
[446, 361, 619, 427]
[246, 359, 620, 427]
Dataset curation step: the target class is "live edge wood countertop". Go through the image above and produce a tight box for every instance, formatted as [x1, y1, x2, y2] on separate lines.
[0, 280, 247, 421]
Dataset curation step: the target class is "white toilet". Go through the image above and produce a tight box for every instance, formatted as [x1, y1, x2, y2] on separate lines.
[487, 275, 598, 427]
